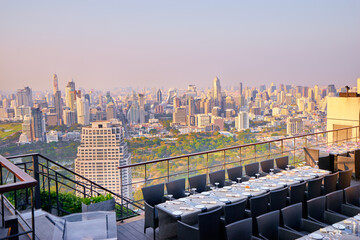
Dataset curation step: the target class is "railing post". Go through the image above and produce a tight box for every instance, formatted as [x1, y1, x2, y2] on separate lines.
[167, 160, 170, 182]
[281, 140, 284, 156]
[30, 187, 35, 240]
[268, 142, 271, 159]
[55, 172, 60, 216]
[144, 164, 147, 187]
[254, 145, 257, 162]
[239, 147, 241, 165]
[223, 150, 226, 170]
[13, 175, 17, 211]
[293, 138, 296, 165]
[206, 153, 209, 177]
[32, 154, 41, 209]
[187, 156, 190, 181]
[47, 160, 51, 214]
[120, 168, 123, 210]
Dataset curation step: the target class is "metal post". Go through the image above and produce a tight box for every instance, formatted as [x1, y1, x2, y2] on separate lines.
[120, 168, 123, 208]
[32, 155, 41, 209]
[13, 175, 17, 211]
[239, 147, 241, 165]
[30, 188, 35, 240]
[223, 150, 226, 169]
[144, 164, 147, 187]
[281, 140, 284, 156]
[254, 145, 257, 163]
[167, 160, 170, 182]
[55, 172, 60, 215]
[47, 160, 51, 213]
[0, 165, 4, 227]
[206, 153, 209, 177]
[293, 138, 296, 165]
[187, 156, 190, 181]
[268, 142, 271, 159]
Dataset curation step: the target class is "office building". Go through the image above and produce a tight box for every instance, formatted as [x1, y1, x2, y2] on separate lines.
[75, 120, 132, 199]
[235, 111, 249, 131]
[16, 87, 33, 107]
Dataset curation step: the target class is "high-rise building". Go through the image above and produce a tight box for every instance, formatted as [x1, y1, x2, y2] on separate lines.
[75, 120, 132, 199]
[31, 107, 46, 141]
[239, 82, 243, 96]
[65, 80, 76, 111]
[156, 89, 163, 103]
[53, 74, 59, 93]
[173, 106, 187, 125]
[235, 111, 249, 131]
[106, 102, 116, 120]
[213, 77, 222, 107]
[77, 96, 90, 125]
[63, 107, 76, 127]
[16, 87, 33, 107]
[286, 117, 303, 135]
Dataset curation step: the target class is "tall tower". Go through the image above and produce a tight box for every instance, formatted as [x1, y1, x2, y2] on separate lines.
[53, 74, 59, 94]
[65, 80, 76, 111]
[75, 120, 132, 199]
[213, 77, 222, 107]
[16, 87, 33, 107]
[156, 89, 162, 103]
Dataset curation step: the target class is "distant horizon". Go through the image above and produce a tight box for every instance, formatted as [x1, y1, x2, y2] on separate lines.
[1, 1, 359, 92]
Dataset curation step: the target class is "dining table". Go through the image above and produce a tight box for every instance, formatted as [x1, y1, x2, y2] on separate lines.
[298, 214, 360, 240]
[156, 166, 330, 240]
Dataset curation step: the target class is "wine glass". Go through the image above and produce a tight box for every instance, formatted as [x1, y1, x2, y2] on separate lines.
[231, 181, 237, 185]
[191, 188, 197, 195]
[315, 160, 319, 169]
[237, 177, 241, 184]
[270, 169, 274, 175]
[286, 165, 291, 171]
[168, 194, 173, 201]
[255, 173, 260, 179]
[185, 192, 190, 198]
[214, 182, 219, 190]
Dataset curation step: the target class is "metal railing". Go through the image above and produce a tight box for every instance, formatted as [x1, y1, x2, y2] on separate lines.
[5, 153, 141, 221]
[0, 154, 37, 239]
[119, 125, 360, 207]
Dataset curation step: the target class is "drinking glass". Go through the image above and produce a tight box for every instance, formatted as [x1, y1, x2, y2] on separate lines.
[270, 169, 274, 175]
[191, 188, 197, 195]
[237, 177, 241, 183]
[168, 194, 173, 201]
[255, 173, 260, 179]
[215, 182, 219, 190]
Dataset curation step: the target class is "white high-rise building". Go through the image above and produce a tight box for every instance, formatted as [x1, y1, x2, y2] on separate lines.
[77, 96, 90, 125]
[75, 120, 132, 199]
[235, 111, 249, 131]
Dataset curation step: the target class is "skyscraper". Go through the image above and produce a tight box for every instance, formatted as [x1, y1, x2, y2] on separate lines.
[31, 107, 46, 142]
[16, 87, 33, 107]
[77, 96, 90, 125]
[156, 89, 162, 103]
[213, 77, 222, 107]
[235, 111, 249, 131]
[65, 80, 76, 111]
[52, 74, 62, 125]
[75, 120, 132, 199]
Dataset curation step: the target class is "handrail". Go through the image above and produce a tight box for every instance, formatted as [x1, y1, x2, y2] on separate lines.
[0, 155, 37, 193]
[118, 125, 358, 169]
[6, 153, 142, 210]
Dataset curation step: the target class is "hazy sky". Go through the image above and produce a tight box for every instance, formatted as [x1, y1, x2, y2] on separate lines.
[0, 1, 359, 92]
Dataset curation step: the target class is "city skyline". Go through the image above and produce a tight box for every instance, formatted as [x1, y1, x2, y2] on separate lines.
[1, 1, 359, 91]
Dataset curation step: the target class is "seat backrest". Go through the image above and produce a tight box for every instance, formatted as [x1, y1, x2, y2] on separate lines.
[256, 210, 280, 240]
[250, 192, 270, 218]
[225, 218, 253, 240]
[189, 174, 207, 193]
[198, 207, 222, 240]
[209, 169, 226, 188]
[269, 187, 288, 211]
[166, 178, 185, 199]
[142, 183, 164, 206]
[281, 203, 302, 231]
[307, 196, 326, 222]
[223, 199, 247, 225]
[304, 148, 319, 167]
[260, 159, 274, 173]
[323, 172, 339, 195]
[245, 162, 260, 177]
[326, 190, 343, 214]
[307, 177, 323, 200]
[289, 182, 306, 205]
[227, 166, 243, 182]
[344, 185, 360, 207]
[338, 169, 352, 190]
[275, 156, 289, 170]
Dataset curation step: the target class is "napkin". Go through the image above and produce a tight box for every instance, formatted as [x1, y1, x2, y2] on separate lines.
[201, 201, 217, 204]
[179, 207, 194, 211]
[226, 194, 241, 197]
[219, 189, 228, 192]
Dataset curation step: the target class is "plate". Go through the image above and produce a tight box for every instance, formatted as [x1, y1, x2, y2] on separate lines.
[332, 223, 345, 230]
[223, 186, 232, 190]
[276, 173, 283, 176]
[242, 192, 251, 196]
[260, 177, 267, 180]
[195, 205, 205, 209]
[309, 233, 323, 239]
[219, 198, 229, 202]
[354, 215, 360, 221]
[261, 187, 269, 190]
[172, 211, 183, 216]
[178, 198, 187, 202]
[201, 192, 210, 196]
[278, 182, 287, 185]
[294, 178, 302, 181]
